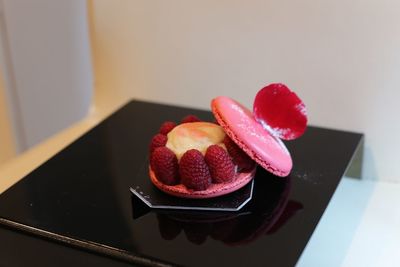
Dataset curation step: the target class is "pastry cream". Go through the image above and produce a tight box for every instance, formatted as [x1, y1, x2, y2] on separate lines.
[166, 122, 225, 160]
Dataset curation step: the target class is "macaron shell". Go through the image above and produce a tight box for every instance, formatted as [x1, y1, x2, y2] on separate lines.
[212, 96, 292, 177]
[149, 166, 256, 199]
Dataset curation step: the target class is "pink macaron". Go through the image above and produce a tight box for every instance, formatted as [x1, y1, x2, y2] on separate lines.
[149, 83, 307, 198]
[149, 166, 256, 199]
[212, 83, 307, 177]
[211, 97, 292, 176]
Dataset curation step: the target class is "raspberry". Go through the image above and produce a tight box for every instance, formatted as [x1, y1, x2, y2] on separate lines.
[157, 214, 181, 240]
[184, 223, 210, 245]
[181, 115, 201, 123]
[151, 147, 179, 185]
[159, 121, 176, 135]
[223, 136, 255, 172]
[211, 219, 237, 241]
[179, 149, 211, 191]
[205, 145, 235, 183]
[149, 133, 168, 153]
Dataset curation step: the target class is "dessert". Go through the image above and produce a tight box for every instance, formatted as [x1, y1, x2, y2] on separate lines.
[149, 118, 257, 198]
[212, 96, 292, 176]
[148, 83, 307, 198]
[212, 83, 307, 176]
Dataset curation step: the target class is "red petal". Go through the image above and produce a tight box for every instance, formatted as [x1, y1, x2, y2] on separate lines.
[253, 83, 307, 140]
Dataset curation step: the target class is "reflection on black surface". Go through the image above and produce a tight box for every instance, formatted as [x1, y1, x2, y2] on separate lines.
[132, 169, 303, 246]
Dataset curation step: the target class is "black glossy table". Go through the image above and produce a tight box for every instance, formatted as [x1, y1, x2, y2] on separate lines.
[0, 100, 363, 267]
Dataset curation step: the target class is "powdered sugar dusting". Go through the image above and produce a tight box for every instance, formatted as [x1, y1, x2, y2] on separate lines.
[292, 170, 322, 185]
[296, 103, 307, 116]
[230, 102, 246, 115]
[253, 83, 308, 140]
[273, 127, 296, 141]
[230, 102, 282, 150]
[212, 96, 293, 176]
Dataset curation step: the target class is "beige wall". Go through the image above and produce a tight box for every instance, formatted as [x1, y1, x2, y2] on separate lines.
[0, 73, 15, 164]
[90, 0, 400, 181]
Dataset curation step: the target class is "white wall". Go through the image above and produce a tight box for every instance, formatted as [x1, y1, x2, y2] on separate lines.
[1, 0, 93, 150]
[90, 0, 400, 181]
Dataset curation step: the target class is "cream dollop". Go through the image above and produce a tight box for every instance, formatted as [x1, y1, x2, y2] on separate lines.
[166, 122, 225, 160]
